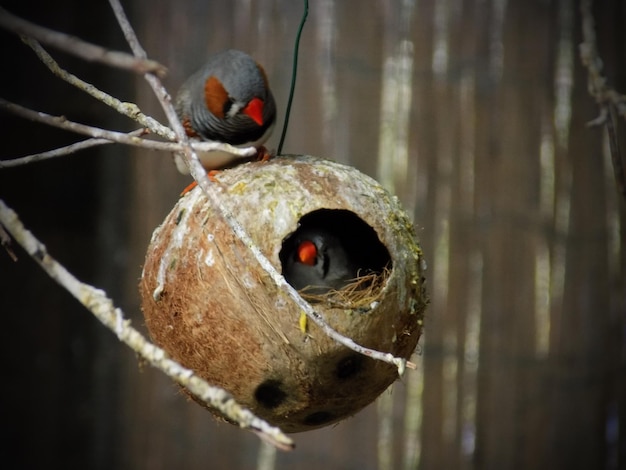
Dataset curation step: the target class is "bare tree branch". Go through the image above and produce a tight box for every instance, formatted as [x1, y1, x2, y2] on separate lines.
[0, 199, 294, 451]
[21, 37, 173, 140]
[108, 0, 413, 374]
[0, 98, 169, 150]
[605, 107, 625, 198]
[579, 0, 626, 121]
[0, 99, 257, 164]
[579, 0, 626, 200]
[0, 6, 167, 76]
[0, 129, 146, 168]
[0, 137, 114, 168]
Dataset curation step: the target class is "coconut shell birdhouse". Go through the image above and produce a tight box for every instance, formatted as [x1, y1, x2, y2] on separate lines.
[139, 155, 427, 433]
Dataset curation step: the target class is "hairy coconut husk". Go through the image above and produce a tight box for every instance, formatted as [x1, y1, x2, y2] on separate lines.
[140, 155, 427, 433]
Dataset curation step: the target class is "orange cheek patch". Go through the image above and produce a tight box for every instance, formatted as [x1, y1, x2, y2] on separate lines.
[204, 76, 228, 118]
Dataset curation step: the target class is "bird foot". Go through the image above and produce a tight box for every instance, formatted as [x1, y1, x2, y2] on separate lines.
[179, 170, 221, 196]
[180, 181, 197, 196]
[255, 146, 273, 163]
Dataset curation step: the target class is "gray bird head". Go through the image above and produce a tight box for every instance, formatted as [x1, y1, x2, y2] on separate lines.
[175, 49, 276, 145]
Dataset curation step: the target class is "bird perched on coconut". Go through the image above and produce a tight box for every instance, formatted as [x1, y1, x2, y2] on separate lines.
[173, 49, 277, 175]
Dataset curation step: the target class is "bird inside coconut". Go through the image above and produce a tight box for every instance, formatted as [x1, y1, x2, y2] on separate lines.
[280, 209, 392, 309]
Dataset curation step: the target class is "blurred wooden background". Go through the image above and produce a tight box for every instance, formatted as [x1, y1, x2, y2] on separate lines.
[0, 0, 624, 469]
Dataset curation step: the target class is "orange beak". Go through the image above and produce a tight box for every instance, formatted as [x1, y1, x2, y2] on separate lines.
[242, 97, 265, 126]
[297, 240, 317, 266]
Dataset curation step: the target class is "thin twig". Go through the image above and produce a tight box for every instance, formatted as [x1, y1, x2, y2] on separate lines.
[579, 0, 626, 200]
[0, 6, 167, 76]
[0, 97, 156, 146]
[0, 137, 114, 168]
[108, 0, 411, 375]
[0, 130, 144, 168]
[0, 98, 257, 161]
[579, 0, 626, 121]
[606, 107, 625, 198]
[0, 199, 294, 451]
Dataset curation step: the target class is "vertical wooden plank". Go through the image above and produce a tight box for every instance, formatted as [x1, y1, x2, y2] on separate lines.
[411, 0, 443, 467]
[473, 1, 552, 468]
[543, 1, 615, 466]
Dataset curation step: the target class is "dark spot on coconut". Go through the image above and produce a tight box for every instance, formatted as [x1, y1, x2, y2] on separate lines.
[303, 411, 334, 426]
[254, 380, 287, 409]
[336, 354, 364, 379]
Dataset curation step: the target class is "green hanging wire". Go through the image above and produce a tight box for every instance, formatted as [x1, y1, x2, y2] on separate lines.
[276, 0, 309, 156]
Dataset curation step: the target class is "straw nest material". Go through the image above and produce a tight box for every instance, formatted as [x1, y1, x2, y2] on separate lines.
[140, 155, 428, 433]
